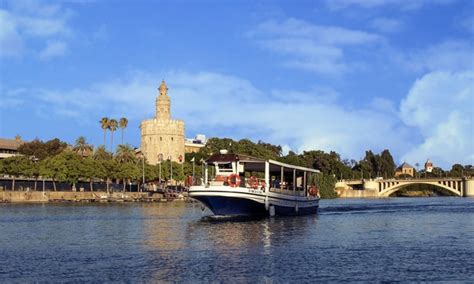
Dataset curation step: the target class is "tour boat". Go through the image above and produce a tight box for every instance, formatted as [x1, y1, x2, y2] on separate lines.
[189, 151, 320, 217]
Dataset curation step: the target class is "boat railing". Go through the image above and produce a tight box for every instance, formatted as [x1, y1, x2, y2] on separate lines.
[269, 187, 306, 196]
[207, 175, 266, 190]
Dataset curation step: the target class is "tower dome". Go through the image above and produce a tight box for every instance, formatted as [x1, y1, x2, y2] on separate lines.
[159, 80, 168, 96]
[156, 80, 171, 120]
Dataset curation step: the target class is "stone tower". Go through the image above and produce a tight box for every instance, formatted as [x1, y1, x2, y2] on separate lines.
[140, 80, 185, 165]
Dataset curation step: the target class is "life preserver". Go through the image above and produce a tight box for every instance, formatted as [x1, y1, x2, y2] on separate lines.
[309, 186, 319, 197]
[248, 176, 259, 189]
[227, 174, 241, 188]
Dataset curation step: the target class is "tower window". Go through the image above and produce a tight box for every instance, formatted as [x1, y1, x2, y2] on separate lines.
[160, 137, 162, 141]
[171, 137, 174, 141]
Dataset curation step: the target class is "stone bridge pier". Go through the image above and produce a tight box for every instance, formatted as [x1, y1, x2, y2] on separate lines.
[465, 179, 474, 197]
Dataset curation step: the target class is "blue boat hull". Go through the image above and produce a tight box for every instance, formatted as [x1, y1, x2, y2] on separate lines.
[192, 195, 318, 217]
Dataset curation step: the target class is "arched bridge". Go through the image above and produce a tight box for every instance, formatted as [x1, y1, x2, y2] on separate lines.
[336, 178, 474, 198]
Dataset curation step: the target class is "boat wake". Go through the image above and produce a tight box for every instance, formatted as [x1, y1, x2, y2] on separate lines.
[319, 201, 473, 215]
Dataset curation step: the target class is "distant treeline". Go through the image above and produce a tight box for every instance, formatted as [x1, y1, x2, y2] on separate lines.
[1, 137, 472, 199]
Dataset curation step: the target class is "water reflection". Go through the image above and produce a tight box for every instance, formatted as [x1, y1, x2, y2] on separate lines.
[138, 202, 320, 281]
[141, 202, 188, 251]
[184, 211, 317, 253]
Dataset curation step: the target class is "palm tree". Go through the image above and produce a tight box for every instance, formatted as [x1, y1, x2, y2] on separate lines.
[108, 119, 118, 151]
[115, 144, 136, 164]
[119, 117, 128, 144]
[100, 117, 109, 146]
[93, 145, 112, 160]
[73, 136, 93, 158]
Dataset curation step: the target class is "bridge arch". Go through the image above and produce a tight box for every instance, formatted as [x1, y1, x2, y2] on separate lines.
[380, 181, 461, 197]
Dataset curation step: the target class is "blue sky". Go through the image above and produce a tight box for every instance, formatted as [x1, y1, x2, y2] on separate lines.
[1, 0, 473, 168]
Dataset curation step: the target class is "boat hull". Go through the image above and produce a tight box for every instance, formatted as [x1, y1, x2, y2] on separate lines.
[189, 186, 319, 217]
[192, 195, 267, 217]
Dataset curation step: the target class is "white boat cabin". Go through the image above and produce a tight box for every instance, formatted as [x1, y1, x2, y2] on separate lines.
[203, 153, 321, 197]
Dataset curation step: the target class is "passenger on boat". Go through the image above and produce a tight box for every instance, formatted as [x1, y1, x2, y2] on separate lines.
[272, 177, 280, 189]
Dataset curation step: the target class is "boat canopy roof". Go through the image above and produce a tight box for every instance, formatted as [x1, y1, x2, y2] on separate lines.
[206, 154, 320, 173]
[206, 154, 265, 163]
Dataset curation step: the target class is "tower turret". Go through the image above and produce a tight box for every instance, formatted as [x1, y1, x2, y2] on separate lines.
[156, 80, 170, 120]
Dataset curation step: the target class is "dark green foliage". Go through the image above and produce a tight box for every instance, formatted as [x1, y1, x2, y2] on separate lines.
[200, 137, 280, 160]
[257, 140, 283, 157]
[6, 136, 471, 197]
[316, 174, 338, 199]
[380, 150, 396, 178]
[352, 149, 396, 179]
[17, 138, 68, 160]
[449, 164, 464, 177]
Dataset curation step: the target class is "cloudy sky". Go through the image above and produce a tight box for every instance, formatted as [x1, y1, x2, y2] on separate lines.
[0, 0, 473, 168]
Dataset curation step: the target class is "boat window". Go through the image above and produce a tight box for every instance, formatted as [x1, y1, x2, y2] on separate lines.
[295, 170, 305, 191]
[217, 163, 233, 172]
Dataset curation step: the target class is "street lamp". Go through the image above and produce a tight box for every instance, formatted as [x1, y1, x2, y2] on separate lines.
[141, 153, 145, 192]
[169, 156, 173, 185]
[179, 155, 183, 186]
[191, 157, 195, 186]
[200, 158, 205, 185]
[157, 153, 163, 186]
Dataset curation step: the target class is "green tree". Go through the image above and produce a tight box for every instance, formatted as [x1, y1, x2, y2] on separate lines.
[60, 150, 83, 191]
[119, 117, 128, 144]
[108, 118, 118, 151]
[380, 149, 396, 178]
[28, 159, 41, 191]
[18, 138, 67, 160]
[93, 145, 114, 194]
[40, 155, 67, 191]
[257, 140, 283, 157]
[81, 157, 99, 192]
[2, 156, 31, 190]
[316, 173, 337, 199]
[450, 164, 464, 177]
[100, 117, 109, 146]
[115, 144, 137, 191]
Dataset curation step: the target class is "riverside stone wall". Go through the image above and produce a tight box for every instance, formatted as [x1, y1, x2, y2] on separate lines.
[0, 191, 164, 203]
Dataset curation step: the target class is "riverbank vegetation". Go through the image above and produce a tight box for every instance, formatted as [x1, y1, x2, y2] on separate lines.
[1, 137, 472, 198]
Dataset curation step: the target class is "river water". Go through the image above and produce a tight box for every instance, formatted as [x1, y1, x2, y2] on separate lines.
[1, 197, 473, 282]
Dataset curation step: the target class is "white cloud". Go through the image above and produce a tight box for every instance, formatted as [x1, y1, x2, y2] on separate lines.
[248, 18, 382, 74]
[397, 40, 474, 73]
[370, 17, 403, 33]
[0, 0, 72, 59]
[22, 70, 411, 162]
[400, 71, 474, 167]
[13, 69, 472, 167]
[39, 40, 68, 60]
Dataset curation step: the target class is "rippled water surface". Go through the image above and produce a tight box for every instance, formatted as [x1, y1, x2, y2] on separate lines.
[1, 198, 473, 282]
